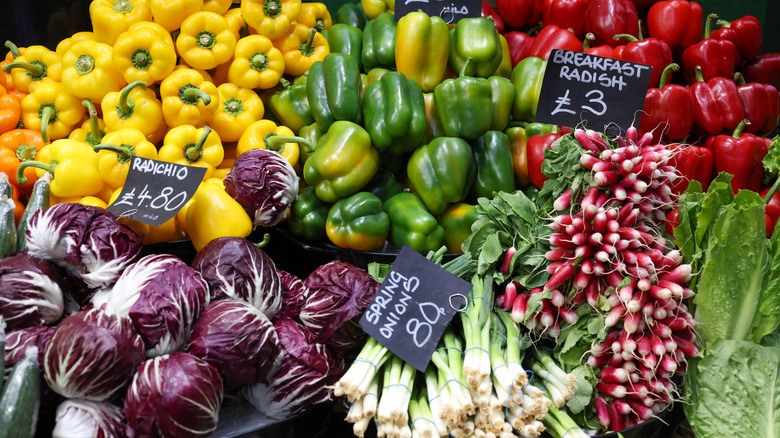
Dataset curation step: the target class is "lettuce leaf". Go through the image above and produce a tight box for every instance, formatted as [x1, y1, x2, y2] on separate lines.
[684, 340, 780, 438]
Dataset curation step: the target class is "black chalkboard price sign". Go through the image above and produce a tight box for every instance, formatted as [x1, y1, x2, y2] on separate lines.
[107, 157, 207, 226]
[360, 246, 471, 371]
[394, 0, 481, 23]
[536, 49, 653, 135]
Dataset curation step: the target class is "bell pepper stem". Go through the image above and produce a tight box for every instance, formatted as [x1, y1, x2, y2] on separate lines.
[613, 34, 639, 43]
[704, 13, 719, 39]
[4, 41, 20, 58]
[255, 233, 271, 248]
[39, 105, 56, 143]
[16, 160, 55, 186]
[185, 125, 212, 162]
[732, 119, 749, 138]
[180, 84, 212, 106]
[93, 143, 135, 162]
[716, 19, 731, 29]
[659, 63, 679, 89]
[733, 72, 746, 86]
[264, 134, 315, 153]
[764, 175, 780, 207]
[300, 28, 317, 56]
[694, 65, 704, 83]
[583, 33, 596, 50]
[459, 57, 473, 78]
[637, 19, 643, 40]
[1, 61, 44, 76]
[82, 99, 104, 145]
[15, 144, 36, 162]
[118, 80, 147, 117]
[315, 18, 326, 33]
[279, 77, 291, 89]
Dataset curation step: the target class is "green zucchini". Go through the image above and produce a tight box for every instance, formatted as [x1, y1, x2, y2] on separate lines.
[0, 316, 5, 395]
[0, 173, 13, 199]
[16, 172, 51, 253]
[0, 346, 40, 438]
[0, 197, 15, 258]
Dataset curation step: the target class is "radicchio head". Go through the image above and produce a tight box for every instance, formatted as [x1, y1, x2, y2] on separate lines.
[4, 325, 55, 378]
[52, 399, 126, 438]
[0, 254, 65, 330]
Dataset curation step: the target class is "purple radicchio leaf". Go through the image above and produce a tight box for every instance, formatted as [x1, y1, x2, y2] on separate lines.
[273, 270, 308, 321]
[92, 254, 210, 357]
[0, 254, 65, 330]
[191, 236, 281, 318]
[43, 308, 145, 402]
[185, 298, 279, 389]
[300, 261, 379, 353]
[4, 325, 55, 378]
[242, 317, 344, 419]
[25, 203, 144, 290]
[123, 352, 223, 438]
[52, 399, 126, 438]
[223, 148, 299, 227]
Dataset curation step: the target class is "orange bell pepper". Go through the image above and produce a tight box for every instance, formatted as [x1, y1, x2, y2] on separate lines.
[0, 93, 21, 134]
[0, 129, 43, 196]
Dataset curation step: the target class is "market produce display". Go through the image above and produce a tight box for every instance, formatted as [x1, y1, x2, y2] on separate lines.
[0, 0, 779, 437]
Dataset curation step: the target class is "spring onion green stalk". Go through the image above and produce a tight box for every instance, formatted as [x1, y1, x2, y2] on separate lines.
[334, 336, 391, 402]
[423, 367, 448, 436]
[541, 405, 589, 438]
[409, 388, 438, 438]
[529, 349, 577, 408]
[461, 274, 494, 404]
[377, 354, 417, 426]
[431, 332, 473, 429]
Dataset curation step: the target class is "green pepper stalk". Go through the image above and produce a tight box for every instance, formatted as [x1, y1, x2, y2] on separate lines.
[81, 99, 105, 146]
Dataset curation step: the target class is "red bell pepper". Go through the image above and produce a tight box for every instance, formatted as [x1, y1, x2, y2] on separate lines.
[482, 0, 505, 34]
[527, 25, 583, 60]
[583, 33, 615, 57]
[665, 142, 713, 194]
[691, 66, 744, 137]
[542, 0, 592, 40]
[646, 0, 703, 54]
[638, 63, 694, 142]
[704, 119, 769, 193]
[506, 31, 535, 67]
[761, 183, 780, 237]
[612, 32, 673, 88]
[495, 0, 543, 29]
[734, 73, 780, 136]
[711, 15, 762, 64]
[741, 53, 780, 91]
[527, 133, 563, 189]
[665, 207, 679, 237]
[585, 0, 640, 48]
[681, 14, 738, 84]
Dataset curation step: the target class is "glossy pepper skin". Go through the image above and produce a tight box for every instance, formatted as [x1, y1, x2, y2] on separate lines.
[690, 66, 743, 137]
[362, 71, 426, 156]
[612, 34, 673, 89]
[742, 53, 780, 91]
[112, 25, 177, 85]
[149, 0, 202, 32]
[362, 12, 396, 71]
[158, 125, 224, 181]
[489, 76, 516, 132]
[268, 76, 314, 134]
[363, 168, 404, 203]
[324, 24, 364, 72]
[210, 83, 265, 142]
[186, 179, 253, 251]
[306, 53, 363, 131]
[160, 68, 219, 127]
[274, 24, 330, 77]
[303, 120, 379, 203]
[176, 11, 237, 70]
[449, 18, 503, 79]
[527, 24, 583, 61]
[511, 56, 547, 123]
[241, 0, 302, 39]
[406, 137, 476, 216]
[506, 123, 559, 188]
[227, 35, 284, 90]
[0, 92, 20, 135]
[638, 63, 694, 142]
[433, 75, 493, 141]
[288, 185, 330, 241]
[495, 0, 543, 29]
[482, 0, 505, 34]
[705, 120, 769, 194]
[2, 45, 62, 94]
[383, 192, 445, 254]
[542, 0, 591, 40]
[646, 0, 703, 53]
[61, 40, 125, 103]
[361, 0, 393, 19]
[20, 81, 83, 143]
[0, 129, 43, 196]
[236, 119, 311, 169]
[585, 0, 640, 48]
[665, 143, 713, 194]
[298, 2, 332, 33]
[711, 15, 762, 64]
[94, 128, 158, 189]
[505, 31, 534, 68]
[395, 11, 450, 93]
[761, 187, 780, 237]
[326, 191, 390, 251]
[89, 0, 152, 45]
[682, 14, 738, 84]
[469, 131, 516, 200]
[17, 139, 104, 198]
[334, 2, 368, 30]
[101, 80, 166, 144]
[734, 74, 780, 136]
[527, 133, 563, 189]
[439, 203, 480, 254]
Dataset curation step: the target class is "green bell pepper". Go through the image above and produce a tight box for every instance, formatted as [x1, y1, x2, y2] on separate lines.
[406, 136, 475, 216]
[363, 168, 405, 203]
[287, 186, 330, 241]
[439, 203, 480, 254]
[433, 74, 493, 140]
[489, 75, 516, 132]
[362, 12, 396, 71]
[511, 56, 547, 123]
[362, 71, 427, 155]
[448, 17, 503, 78]
[298, 122, 324, 168]
[268, 76, 315, 134]
[323, 23, 364, 72]
[303, 120, 379, 203]
[325, 191, 389, 251]
[383, 192, 445, 254]
[307, 52, 363, 131]
[495, 34, 512, 78]
[470, 130, 516, 200]
[334, 2, 368, 30]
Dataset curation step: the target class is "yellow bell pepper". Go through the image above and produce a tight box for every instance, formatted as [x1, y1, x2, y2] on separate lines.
[76, 196, 109, 208]
[158, 125, 224, 181]
[61, 40, 126, 102]
[202, 0, 232, 15]
[160, 68, 219, 127]
[273, 23, 329, 77]
[228, 35, 285, 90]
[17, 139, 104, 198]
[223, 8, 251, 40]
[185, 178, 253, 251]
[212, 157, 234, 180]
[127, 20, 174, 47]
[112, 25, 177, 84]
[237, 119, 313, 169]
[149, 0, 202, 32]
[210, 83, 264, 142]
[297, 2, 332, 33]
[396, 11, 450, 93]
[89, 0, 153, 45]
[176, 11, 237, 70]
[172, 62, 214, 82]
[2, 45, 62, 94]
[495, 34, 512, 78]
[241, 0, 301, 39]
[361, 0, 394, 19]
[55, 31, 95, 59]
[94, 127, 159, 188]
[68, 99, 107, 146]
[101, 81, 166, 144]
[20, 81, 84, 142]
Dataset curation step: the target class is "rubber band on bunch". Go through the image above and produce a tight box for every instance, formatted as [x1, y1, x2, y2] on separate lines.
[436, 345, 465, 355]
[410, 417, 438, 432]
[563, 426, 584, 437]
[351, 358, 379, 372]
[469, 295, 492, 309]
[440, 378, 470, 393]
[382, 382, 413, 395]
[464, 346, 490, 355]
[503, 369, 536, 418]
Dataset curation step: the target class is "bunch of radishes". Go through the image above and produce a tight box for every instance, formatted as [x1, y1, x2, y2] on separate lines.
[497, 127, 700, 429]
